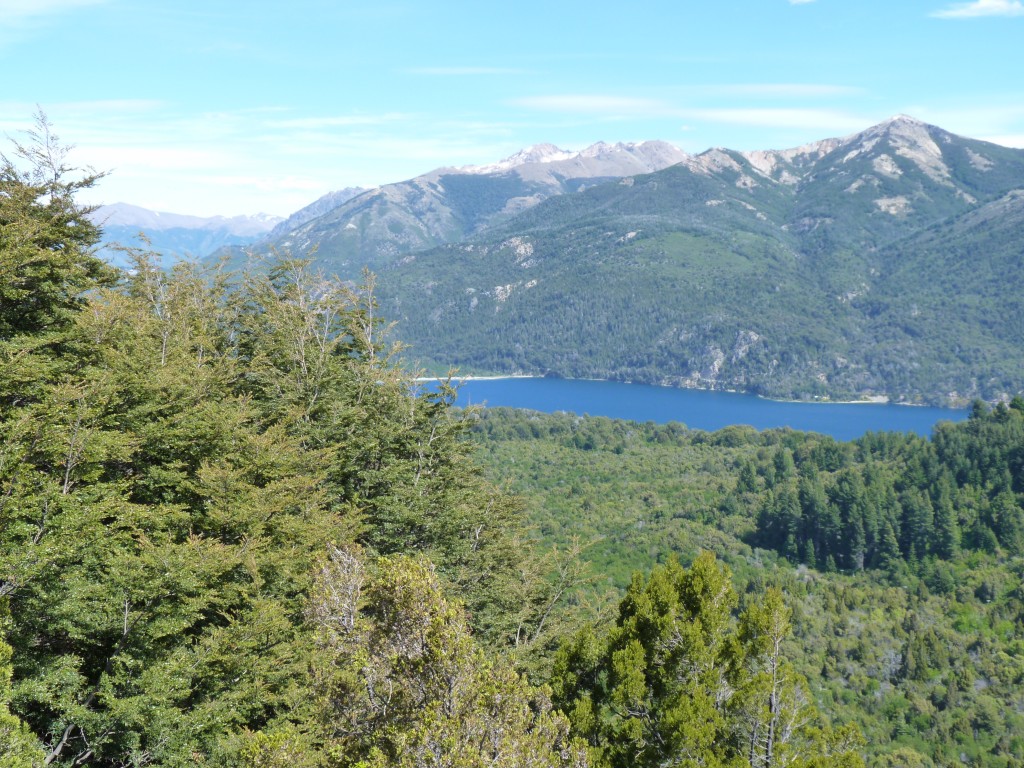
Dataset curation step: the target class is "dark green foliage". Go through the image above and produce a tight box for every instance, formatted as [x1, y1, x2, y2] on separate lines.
[549, 553, 864, 768]
[0, 614, 43, 767]
[742, 406, 1024, 571]
[0, 139, 555, 762]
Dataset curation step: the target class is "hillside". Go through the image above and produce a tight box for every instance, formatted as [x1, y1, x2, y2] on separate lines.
[468, 406, 1024, 768]
[225, 140, 688, 271]
[374, 117, 1024, 405]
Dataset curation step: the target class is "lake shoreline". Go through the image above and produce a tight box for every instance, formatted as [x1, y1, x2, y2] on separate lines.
[415, 374, 903, 407]
[420, 377, 965, 441]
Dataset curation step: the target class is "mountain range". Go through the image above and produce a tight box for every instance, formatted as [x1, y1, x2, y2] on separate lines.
[244, 140, 688, 271]
[356, 116, 1024, 405]
[161, 116, 1024, 404]
[91, 203, 284, 267]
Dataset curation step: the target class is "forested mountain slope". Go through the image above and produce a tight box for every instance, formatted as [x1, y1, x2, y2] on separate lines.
[376, 117, 1024, 404]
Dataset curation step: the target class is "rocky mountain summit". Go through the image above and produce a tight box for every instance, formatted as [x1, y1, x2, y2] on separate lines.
[118, 116, 1024, 403]
[244, 139, 688, 270]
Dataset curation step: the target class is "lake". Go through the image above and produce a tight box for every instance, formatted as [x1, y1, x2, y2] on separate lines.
[431, 377, 966, 441]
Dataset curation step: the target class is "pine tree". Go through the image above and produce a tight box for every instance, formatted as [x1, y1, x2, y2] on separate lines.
[932, 478, 960, 559]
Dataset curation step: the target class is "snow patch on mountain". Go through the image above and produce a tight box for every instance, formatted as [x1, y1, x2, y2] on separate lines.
[459, 140, 687, 177]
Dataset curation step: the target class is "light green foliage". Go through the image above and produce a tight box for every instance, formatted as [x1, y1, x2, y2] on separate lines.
[473, 408, 1023, 767]
[306, 548, 586, 768]
[0, 618, 43, 768]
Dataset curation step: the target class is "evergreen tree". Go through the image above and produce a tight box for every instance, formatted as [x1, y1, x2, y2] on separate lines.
[932, 477, 960, 559]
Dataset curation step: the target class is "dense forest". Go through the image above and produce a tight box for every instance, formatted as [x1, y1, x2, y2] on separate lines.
[3, 123, 1022, 767]
[470, 407, 1024, 767]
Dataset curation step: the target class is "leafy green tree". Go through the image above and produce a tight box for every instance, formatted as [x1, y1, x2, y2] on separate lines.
[305, 548, 585, 767]
[736, 588, 813, 768]
[551, 554, 865, 768]
[0, 616, 42, 768]
[601, 552, 742, 768]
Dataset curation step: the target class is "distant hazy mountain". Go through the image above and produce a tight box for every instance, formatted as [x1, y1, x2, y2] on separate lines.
[371, 116, 1024, 405]
[263, 187, 366, 241]
[235, 140, 689, 271]
[92, 203, 284, 266]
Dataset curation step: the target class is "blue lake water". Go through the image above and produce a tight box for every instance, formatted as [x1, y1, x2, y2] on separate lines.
[435, 377, 966, 442]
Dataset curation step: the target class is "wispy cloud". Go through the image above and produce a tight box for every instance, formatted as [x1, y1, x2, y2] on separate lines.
[981, 133, 1024, 147]
[267, 114, 410, 129]
[899, 104, 1024, 137]
[931, 0, 1024, 17]
[699, 83, 863, 98]
[0, 0, 110, 48]
[789, 0, 816, 4]
[0, 100, 527, 216]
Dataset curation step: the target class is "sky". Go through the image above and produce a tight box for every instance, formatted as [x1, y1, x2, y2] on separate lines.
[2, 0, 1023, 217]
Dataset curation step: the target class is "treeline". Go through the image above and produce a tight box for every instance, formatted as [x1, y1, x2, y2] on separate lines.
[747, 400, 1024, 573]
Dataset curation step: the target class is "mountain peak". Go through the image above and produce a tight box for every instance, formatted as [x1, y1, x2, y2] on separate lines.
[459, 140, 687, 176]
[462, 144, 575, 174]
[857, 114, 945, 145]
[884, 114, 927, 127]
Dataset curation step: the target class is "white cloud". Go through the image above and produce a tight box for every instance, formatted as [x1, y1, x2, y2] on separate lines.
[981, 133, 1024, 147]
[267, 114, 410, 129]
[931, 0, 1024, 17]
[700, 83, 863, 98]
[0, 100, 527, 217]
[789, 0, 816, 4]
[897, 104, 1024, 139]
[0, 0, 109, 48]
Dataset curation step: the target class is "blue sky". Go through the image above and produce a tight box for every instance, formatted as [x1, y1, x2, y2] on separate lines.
[2, 0, 1023, 216]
